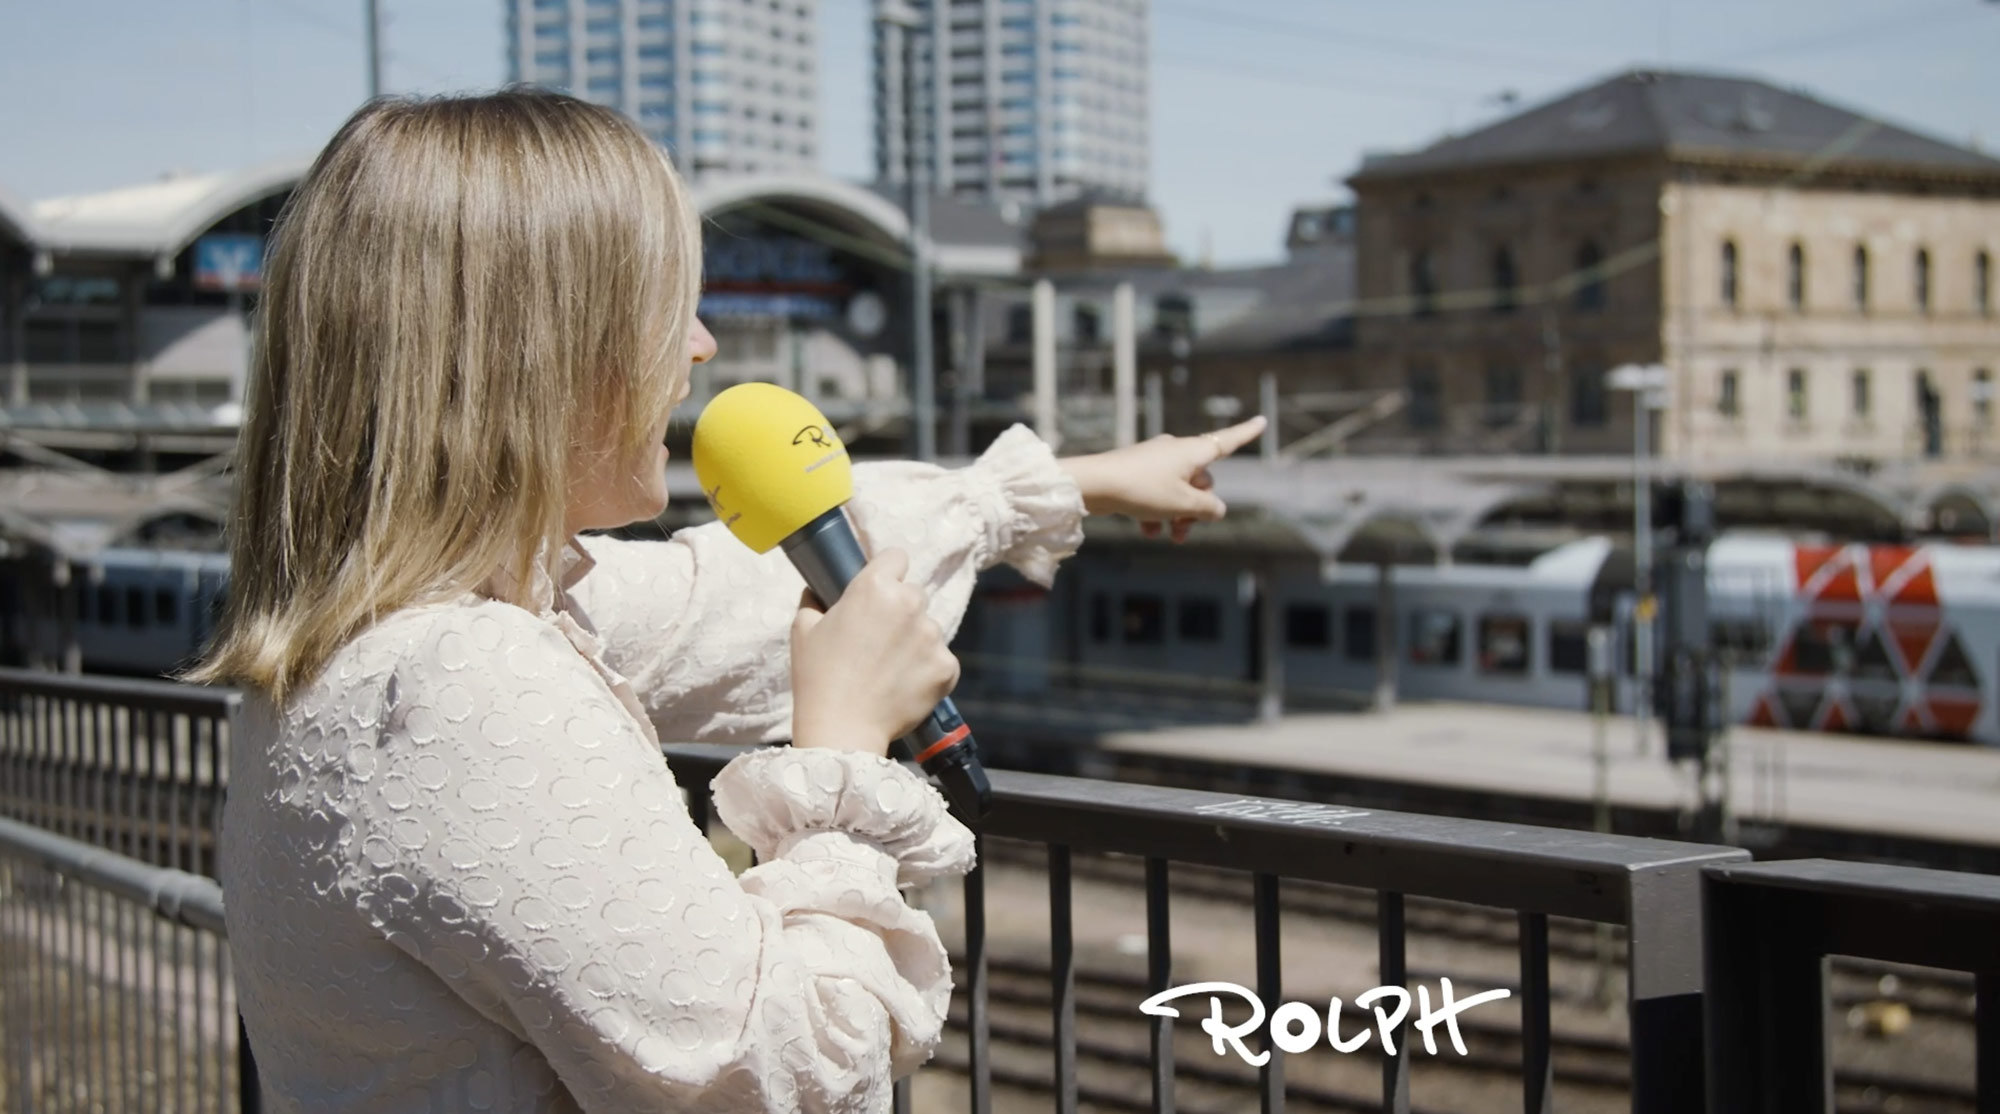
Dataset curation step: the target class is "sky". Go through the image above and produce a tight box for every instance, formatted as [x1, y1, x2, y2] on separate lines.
[1, 0, 1996, 266]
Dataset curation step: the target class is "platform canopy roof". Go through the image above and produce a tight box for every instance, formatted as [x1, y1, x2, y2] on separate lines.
[17, 160, 1021, 277]
[0, 467, 228, 563]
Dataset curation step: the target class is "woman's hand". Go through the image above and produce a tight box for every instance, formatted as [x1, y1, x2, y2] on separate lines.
[1059, 416, 1266, 543]
[789, 548, 959, 755]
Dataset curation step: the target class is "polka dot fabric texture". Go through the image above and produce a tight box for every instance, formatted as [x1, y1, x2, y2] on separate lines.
[220, 426, 1084, 1113]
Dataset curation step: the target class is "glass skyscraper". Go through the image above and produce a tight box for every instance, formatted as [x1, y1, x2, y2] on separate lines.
[874, 0, 1150, 210]
[507, 0, 820, 179]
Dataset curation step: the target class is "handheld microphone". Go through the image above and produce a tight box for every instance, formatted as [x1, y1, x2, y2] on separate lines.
[690, 382, 993, 822]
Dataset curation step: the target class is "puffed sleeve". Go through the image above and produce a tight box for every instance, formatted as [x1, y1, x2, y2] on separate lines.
[344, 605, 975, 1114]
[572, 424, 1084, 744]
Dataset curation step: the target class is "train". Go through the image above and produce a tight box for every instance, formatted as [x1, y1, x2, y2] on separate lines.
[6, 533, 1997, 743]
[958, 534, 2000, 746]
[0, 547, 230, 677]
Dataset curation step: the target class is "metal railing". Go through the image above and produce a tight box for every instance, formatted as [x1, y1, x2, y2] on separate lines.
[0, 812, 251, 1113]
[0, 667, 237, 877]
[4, 669, 1999, 1112]
[1703, 858, 2000, 1112]
[665, 743, 1749, 1114]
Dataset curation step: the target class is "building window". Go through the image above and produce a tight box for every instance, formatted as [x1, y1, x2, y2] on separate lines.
[1718, 370, 1739, 417]
[1978, 251, 1992, 315]
[1570, 363, 1606, 427]
[1484, 365, 1521, 426]
[1153, 293, 1194, 337]
[1976, 369, 1993, 428]
[1917, 370, 1943, 458]
[1408, 364, 1441, 429]
[1852, 369, 1871, 418]
[1853, 245, 1869, 311]
[1916, 248, 1932, 312]
[1121, 594, 1165, 644]
[1574, 240, 1605, 312]
[1072, 302, 1100, 345]
[1786, 242, 1805, 311]
[1720, 240, 1739, 309]
[1787, 368, 1808, 421]
[1006, 304, 1033, 343]
[1410, 250, 1437, 317]
[1284, 604, 1331, 649]
[1491, 246, 1517, 313]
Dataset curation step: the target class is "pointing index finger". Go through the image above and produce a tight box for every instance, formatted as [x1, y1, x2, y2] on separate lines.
[1201, 415, 1267, 460]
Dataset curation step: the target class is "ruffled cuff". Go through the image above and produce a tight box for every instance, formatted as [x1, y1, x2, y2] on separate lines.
[968, 424, 1086, 587]
[711, 747, 976, 885]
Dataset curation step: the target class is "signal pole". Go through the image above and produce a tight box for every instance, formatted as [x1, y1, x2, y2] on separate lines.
[366, 0, 384, 98]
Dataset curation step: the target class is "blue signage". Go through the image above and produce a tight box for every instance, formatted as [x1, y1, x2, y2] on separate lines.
[193, 234, 264, 292]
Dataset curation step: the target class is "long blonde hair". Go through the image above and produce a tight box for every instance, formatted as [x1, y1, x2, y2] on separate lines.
[189, 90, 702, 704]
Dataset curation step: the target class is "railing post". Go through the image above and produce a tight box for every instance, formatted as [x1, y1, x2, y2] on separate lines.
[1703, 873, 1831, 1114]
[1626, 856, 1738, 1114]
[238, 1014, 262, 1114]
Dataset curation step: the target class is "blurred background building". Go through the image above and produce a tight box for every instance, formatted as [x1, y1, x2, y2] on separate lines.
[873, 0, 1150, 210]
[1341, 70, 2000, 465]
[505, 0, 821, 178]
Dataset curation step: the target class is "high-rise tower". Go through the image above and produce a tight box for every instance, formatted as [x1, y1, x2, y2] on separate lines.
[507, 0, 820, 178]
[873, 0, 1149, 210]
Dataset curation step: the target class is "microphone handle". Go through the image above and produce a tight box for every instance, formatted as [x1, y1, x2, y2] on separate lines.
[781, 508, 993, 822]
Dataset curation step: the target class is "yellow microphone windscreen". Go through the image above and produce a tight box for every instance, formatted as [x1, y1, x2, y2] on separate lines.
[690, 383, 854, 553]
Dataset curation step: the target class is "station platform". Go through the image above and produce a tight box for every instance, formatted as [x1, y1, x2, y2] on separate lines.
[1090, 702, 2000, 860]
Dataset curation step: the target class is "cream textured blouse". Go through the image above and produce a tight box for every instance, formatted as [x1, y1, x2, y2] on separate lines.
[220, 426, 1085, 1114]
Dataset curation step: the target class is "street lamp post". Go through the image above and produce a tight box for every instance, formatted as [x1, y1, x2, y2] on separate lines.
[876, 0, 936, 461]
[1607, 362, 1669, 757]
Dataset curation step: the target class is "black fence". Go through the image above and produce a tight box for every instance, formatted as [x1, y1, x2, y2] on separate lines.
[665, 743, 1749, 1114]
[1704, 858, 2000, 1112]
[1, 669, 1997, 1112]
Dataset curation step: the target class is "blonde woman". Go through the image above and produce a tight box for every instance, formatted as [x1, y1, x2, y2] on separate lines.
[197, 89, 1263, 1113]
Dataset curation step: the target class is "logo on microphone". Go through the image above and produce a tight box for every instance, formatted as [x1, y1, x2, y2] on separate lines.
[792, 425, 833, 449]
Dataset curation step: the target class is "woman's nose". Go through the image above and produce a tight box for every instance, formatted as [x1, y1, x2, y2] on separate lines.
[689, 318, 718, 364]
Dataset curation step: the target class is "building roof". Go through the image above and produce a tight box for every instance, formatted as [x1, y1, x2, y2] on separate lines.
[16, 162, 1023, 276]
[33, 155, 313, 257]
[1351, 69, 2000, 184]
[0, 182, 38, 247]
[1192, 249, 1356, 355]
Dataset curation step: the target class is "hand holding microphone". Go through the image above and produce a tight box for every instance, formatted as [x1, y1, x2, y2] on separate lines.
[788, 548, 961, 756]
[691, 383, 992, 821]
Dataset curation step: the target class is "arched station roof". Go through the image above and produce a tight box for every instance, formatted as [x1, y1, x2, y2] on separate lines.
[22, 161, 1020, 277]
[0, 182, 39, 247]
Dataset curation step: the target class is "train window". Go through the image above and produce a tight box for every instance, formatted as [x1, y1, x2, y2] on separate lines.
[1712, 618, 1772, 666]
[1930, 631, 1977, 689]
[78, 585, 94, 623]
[126, 587, 146, 629]
[1407, 609, 1461, 667]
[1177, 598, 1221, 642]
[1088, 593, 1111, 643]
[1850, 628, 1896, 682]
[1342, 607, 1375, 662]
[1547, 620, 1590, 675]
[1285, 604, 1331, 649]
[97, 586, 119, 626]
[1789, 621, 1854, 675]
[155, 589, 179, 627]
[1478, 614, 1532, 675]
[1122, 595, 1166, 644]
